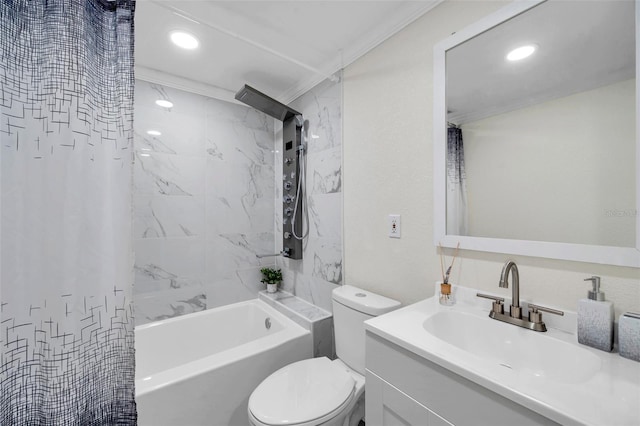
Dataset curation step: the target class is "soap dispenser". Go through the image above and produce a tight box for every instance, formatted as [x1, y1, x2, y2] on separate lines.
[577, 276, 614, 352]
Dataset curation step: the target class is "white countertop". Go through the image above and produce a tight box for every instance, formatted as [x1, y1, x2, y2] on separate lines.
[364, 285, 640, 426]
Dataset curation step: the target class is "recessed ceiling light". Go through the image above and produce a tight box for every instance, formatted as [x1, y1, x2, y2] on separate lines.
[506, 44, 537, 61]
[146, 130, 161, 136]
[170, 31, 199, 50]
[155, 99, 174, 108]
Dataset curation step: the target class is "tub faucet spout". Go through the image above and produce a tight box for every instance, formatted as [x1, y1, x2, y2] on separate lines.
[499, 260, 521, 319]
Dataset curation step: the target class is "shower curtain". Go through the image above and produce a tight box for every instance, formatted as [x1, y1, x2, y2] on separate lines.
[446, 127, 468, 235]
[0, 1, 137, 424]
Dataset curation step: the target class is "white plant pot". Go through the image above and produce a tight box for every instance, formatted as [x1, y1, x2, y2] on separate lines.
[266, 283, 278, 293]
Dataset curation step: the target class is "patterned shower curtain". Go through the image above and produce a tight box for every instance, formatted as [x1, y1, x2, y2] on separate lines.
[446, 126, 468, 235]
[0, 1, 137, 424]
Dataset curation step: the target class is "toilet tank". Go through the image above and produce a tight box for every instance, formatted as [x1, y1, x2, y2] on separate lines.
[332, 285, 401, 375]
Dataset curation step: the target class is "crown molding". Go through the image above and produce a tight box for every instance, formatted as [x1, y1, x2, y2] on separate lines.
[135, 66, 242, 105]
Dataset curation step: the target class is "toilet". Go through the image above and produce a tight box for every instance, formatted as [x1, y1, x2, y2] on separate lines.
[248, 285, 401, 426]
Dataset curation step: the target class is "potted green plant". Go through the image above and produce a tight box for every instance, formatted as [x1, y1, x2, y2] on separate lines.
[260, 267, 282, 293]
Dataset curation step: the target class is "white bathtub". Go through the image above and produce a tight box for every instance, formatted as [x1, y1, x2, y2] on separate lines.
[135, 299, 312, 426]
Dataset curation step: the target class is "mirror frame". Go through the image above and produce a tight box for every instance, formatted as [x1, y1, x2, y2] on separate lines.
[433, 0, 640, 268]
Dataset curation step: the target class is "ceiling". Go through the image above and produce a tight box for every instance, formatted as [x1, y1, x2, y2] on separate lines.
[446, 0, 636, 124]
[135, 0, 442, 104]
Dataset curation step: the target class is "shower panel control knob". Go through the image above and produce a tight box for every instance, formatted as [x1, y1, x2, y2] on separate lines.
[284, 232, 292, 240]
[283, 195, 294, 204]
[284, 157, 293, 165]
[284, 207, 293, 217]
[284, 181, 292, 191]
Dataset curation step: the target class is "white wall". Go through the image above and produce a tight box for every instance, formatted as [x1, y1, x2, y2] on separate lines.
[343, 0, 639, 317]
[463, 78, 636, 247]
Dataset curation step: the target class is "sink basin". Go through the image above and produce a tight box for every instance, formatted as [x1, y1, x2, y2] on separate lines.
[423, 310, 601, 384]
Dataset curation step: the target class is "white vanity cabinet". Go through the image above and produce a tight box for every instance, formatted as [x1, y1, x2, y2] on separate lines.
[365, 332, 559, 426]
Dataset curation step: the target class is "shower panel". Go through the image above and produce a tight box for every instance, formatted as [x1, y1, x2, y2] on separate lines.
[235, 85, 304, 259]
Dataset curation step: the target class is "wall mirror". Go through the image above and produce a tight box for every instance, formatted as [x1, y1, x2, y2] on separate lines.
[433, 0, 639, 267]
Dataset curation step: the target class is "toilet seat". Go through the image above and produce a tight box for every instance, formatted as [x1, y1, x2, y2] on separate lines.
[248, 357, 356, 426]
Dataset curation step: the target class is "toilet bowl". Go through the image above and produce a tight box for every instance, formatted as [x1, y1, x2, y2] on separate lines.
[247, 285, 401, 426]
[248, 357, 364, 426]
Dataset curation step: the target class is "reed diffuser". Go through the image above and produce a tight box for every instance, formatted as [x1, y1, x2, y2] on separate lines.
[439, 242, 460, 305]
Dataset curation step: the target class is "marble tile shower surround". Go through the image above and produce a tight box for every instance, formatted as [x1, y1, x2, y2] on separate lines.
[276, 75, 344, 313]
[133, 80, 276, 325]
[133, 76, 344, 325]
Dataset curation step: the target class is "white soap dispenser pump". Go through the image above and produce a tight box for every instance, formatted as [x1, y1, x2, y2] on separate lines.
[577, 276, 614, 352]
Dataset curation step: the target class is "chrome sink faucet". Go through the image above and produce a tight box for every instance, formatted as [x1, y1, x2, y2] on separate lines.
[477, 260, 564, 332]
[499, 260, 521, 319]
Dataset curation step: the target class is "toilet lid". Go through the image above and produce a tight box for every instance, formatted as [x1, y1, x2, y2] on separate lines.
[249, 357, 355, 426]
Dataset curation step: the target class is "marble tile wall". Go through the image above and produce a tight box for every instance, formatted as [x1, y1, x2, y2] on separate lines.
[276, 76, 344, 313]
[133, 80, 276, 326]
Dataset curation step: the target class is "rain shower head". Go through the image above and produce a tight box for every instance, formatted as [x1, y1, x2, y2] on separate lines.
[235, 84, 301, 122]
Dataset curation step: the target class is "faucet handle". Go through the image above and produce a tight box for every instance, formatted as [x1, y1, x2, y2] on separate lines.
[527, 303, 564, 324]
[476, 293, 505, 315]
